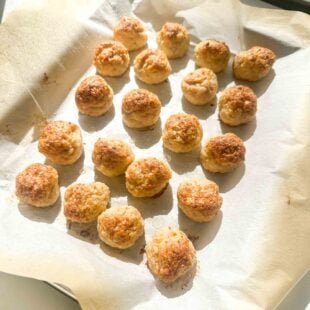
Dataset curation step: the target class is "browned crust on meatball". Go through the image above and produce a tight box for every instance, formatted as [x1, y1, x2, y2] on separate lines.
[207, 133, 245, 164]
[92, 138, 134, 176]
[64, 182, 110, 223]
[125, 157, 172, 197]
[163, 113, 202, 152]
[233, 46, 276, 81]
[145, 228, 196, 283]
[38, 121, 83, 165]
[177, 179, 222, 212]
[219, 85, 257, 126]
[97, 205, 144, 249]
[94, 41, 129, 64]
[134, 49, 170, 72]
[114, 16, 145, 33]
[122, 89, 161, 114]
[15, 163, 59, 207]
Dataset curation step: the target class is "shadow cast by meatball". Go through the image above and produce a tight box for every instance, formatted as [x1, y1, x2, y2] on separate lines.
[45, 152, 85, 187]
[154, 260, 197, 298]
[94, 168, 128, 198]
[78, 105, 115, 132]
[18, 195, 61, 224]
[178, 210, 223, 250]
[181, 96, 217, 120]
[169, 52, 191, 73]
[234, 69, 276, 97]
[127, 184, 173, 219]
[103, 68, 131, 93]
[66, 220, 100, 245]
[163, 147, 200, 174]
[220, 119, 257, 141]
[129, 44, 149, 66]
[135, 77, 172, 106]
[202, 163, 246, 193]
[217, 59, 235, 91]
[100, 233, 146, 265]
[123, 119, 162, 149]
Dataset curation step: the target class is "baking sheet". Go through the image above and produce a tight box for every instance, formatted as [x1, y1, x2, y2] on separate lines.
[0, 0, 310, 309]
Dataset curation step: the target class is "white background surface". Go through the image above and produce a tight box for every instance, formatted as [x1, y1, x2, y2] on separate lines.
[0, 0, 309, 309]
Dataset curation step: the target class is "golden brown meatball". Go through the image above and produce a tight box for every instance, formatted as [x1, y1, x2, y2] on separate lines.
[200, 133, 246, 173]
[38, 121, 83, 165]
[125, 157, 172, 197]
[157, 22, 189, 59]
[93, 40, 130, 77]
[64, 182, 110, 223]
[122, 89, 161, 129]
[97, 205, 144, 249]
[182, 68, 218, 105]
[15, 163, 59, 207]
[134, 49, 172, 84]
[195, 39, 230, 73]
[145, 228, 196, 283]
[113, 16, 147, 51]
[219, 85, 257, 126]
[163, 113, 203, 153]
[92, 138, 134, 177]
[233, 46, 276, 81]
[75, 75, 113, 117]
[177, 179, 222, 222]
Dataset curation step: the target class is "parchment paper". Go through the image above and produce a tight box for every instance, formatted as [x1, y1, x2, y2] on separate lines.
[0, 0, 309, 309]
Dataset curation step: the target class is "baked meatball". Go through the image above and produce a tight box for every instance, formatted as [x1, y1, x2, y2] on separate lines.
[200, 133, 245, 173]
[97, 205, 144, 249]
[92, 138, 134, 177]
[195, 39, 230, 73]
[233, 46, 276, 81]
[219, 85, 257, 126]
[145, 228, 196, 283]
[157, 22, 189, 59]
[125, 157, 172, 197]
[75, 75, 113, 117]
[93, 40, 130, 77]
[64, 182, 110, 223]
[38, 121, 83, 165]
[134, 49, 171, 84]
[182, 68, 218, 105]
[15, 163, 59, 207]
[163, 113, 202, 153]
[113, 16, 147, 51]
[177, 179, 222, 222]
[122, 89, 161, 129]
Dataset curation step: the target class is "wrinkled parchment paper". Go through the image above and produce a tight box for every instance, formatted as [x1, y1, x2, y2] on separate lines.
[0, 0, 309, 309]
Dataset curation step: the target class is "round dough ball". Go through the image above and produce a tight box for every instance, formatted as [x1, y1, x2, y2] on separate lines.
[195, 39, 230, 73]
[145, 228, 196, 283]
[163, 113, 202, 153]
[219, 85, 257, 126]
[125, 157, 172, 197]
[64, 182, 110, 223]
[134, 49, 172, 84]
[200, 133, 246, 173]
[157, 22, 189, 59]
[113, 16, 147, 51]
[15, 163, 59, 207]
[177, 179, 222, 222]
[182, 68, 218, 105]
[38, 121, 83, 165]
[75, 75, 113, 117]
[122, 89, 161, 129]
[97, 205, 144, 249]
[233, 46, 276, 82]
[92, 138, 134, 177]
[93, 40, 130, 77]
